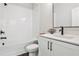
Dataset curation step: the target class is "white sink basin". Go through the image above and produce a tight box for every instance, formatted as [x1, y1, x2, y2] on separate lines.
[53, 34, 74, 39]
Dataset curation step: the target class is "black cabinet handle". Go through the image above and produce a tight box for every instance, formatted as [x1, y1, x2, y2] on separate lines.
[48, 41, 49, 50]
[50, 42, 52, 51]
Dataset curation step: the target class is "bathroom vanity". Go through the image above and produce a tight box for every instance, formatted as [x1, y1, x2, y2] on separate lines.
[38, 33, 79, 56]
[38, 3, 79, 56]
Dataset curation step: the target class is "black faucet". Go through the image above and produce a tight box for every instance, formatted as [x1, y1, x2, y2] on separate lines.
[59, 26, 64, 35]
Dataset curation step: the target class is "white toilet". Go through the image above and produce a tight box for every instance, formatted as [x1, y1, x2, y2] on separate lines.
[26, 44, 38, 56]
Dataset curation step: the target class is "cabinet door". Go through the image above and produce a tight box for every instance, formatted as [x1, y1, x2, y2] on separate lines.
[38, 37, 51, 56]
[52, 40, 79, 56]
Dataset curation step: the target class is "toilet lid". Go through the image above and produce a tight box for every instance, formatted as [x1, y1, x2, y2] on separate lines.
[26, 44, 38, 50]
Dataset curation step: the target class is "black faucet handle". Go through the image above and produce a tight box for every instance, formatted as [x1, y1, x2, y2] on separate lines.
[0, 37, 7, 39]
[0, 30, 5, 34]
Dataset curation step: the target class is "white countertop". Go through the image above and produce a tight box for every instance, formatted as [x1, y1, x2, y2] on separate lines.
[40, 33, 79, 46]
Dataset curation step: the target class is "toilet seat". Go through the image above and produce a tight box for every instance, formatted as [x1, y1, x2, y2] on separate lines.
[26, 44, 38, 53]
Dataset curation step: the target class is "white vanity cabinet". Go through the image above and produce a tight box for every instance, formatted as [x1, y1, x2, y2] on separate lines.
[52, 40, 79, 56]
[39, 36, 79, 56]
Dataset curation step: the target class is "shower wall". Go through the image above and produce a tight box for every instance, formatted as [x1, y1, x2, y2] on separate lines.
[0, 3, 53, 56]
[0, 3, 33, 56]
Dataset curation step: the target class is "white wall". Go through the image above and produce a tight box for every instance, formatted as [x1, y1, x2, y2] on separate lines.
[39, 3, 53, 33]
[32, 4, 40, 38]
[32, 3, 53, 35]
[0, 3, 33, 56]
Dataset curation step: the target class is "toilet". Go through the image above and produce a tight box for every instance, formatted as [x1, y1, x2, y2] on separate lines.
[25, 44, 38, 56]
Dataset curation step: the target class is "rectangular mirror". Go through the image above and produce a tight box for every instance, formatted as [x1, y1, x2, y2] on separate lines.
[54, 3, 79, 27]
